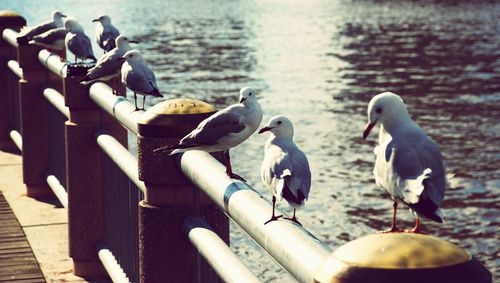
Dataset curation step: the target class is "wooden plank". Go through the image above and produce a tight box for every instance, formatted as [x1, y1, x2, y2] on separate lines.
[0, 192, 45, 283]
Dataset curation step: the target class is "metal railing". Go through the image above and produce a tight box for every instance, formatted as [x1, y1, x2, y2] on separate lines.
[1, 25, 333, 283]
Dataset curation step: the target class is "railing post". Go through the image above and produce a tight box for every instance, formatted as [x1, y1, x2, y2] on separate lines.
[137, 99, 229, 283]
[14, 21, 55, 197]
[63, 70, 107, 277]
[0, 11, 25, 150]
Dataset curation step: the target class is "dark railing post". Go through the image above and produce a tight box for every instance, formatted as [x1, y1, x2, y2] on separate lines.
[15, 26, 54, 197]
[137, 98, 229, 283]
[0, 11, 25, 150]
[63, 71, 107, 277]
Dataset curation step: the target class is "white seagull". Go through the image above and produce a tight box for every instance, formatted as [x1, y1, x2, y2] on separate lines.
[17, 10, 66, 44]
[28, 28, 68, 50]
[64, 18, 96, 63]
[259, 116, 311, 225]
[120, 50, 162, 111]
[92, 15, 120, 53]
[363, 92, 446, 233]
[155, 87, 263, 182]
[81, 35, 138, 91]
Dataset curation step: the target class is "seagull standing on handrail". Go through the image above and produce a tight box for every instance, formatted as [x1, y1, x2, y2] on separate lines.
[28, 28, 68, 51]
[259, 116, 311, 225]
[17, 10, 66, 44]
[81, 35, 138, 93]
[92, 15, 120, 53]
[363, 92, 446, 233]
[64, 18, 96, 63]
[154, 87, 263, 182]
[120, 50, 163, 111]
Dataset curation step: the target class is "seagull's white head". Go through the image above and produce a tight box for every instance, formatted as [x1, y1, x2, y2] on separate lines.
[52, 11, 67, 21]
[363, 92, 409, 139]
[64, 18, 84, 33]
[121, 49, 143, 62]
[238, 87, 257, 104]
[115, 35, 139, 49]
[92, 15, 112, 25]
[258, 115, 294, 139]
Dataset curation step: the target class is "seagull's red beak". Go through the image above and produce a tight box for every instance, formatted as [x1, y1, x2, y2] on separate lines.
[363, 122, 375, 140]
[258, 126, 272, 134]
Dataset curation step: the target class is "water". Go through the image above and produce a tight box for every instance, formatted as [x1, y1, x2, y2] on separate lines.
[4, 0, 499, 281]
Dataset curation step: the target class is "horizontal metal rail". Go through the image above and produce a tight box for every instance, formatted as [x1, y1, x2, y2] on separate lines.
[7, 60, 22, 79]
[98, 246, 131, 283]
[96, 133, 146, 193]
[184, 217, 261, 283]
[38, 49, 67, 78]
[2, 28, 18, 48]
[9, 130, 22, 151]
[46, 175, 68, 208]
[179, 151, 331, 283]
[43, 88, 70, 118]
[90, 83, 141, 134]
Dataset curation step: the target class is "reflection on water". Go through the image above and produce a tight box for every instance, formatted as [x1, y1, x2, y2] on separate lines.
[5, 0, 499, 281]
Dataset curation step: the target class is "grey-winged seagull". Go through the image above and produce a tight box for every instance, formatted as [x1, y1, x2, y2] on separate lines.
[28, 28, 68, 50]
[92, 15, 120, 53]
[155, 87, 263, 182]
[17, 10, 66, 44]
[259, 115, 311, 225]
[120, 50, 162, 111]
[363, 92, 446, 233]
[81, 35, 138, 92]
[64, 18, 96, 63]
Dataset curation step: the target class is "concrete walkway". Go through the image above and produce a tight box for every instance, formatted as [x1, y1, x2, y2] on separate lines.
[0, 149, 109, 283]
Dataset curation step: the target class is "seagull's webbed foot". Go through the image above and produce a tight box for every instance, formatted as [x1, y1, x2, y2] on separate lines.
[227, 171, 246, 182]
[284, 216, 302, 226]
[264, 214, 283, 225]
[378, 225, 403, 233]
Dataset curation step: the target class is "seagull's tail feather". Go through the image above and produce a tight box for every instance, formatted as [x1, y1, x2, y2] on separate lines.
[148, 83, 163, 97]
[429, 208, 444, 223]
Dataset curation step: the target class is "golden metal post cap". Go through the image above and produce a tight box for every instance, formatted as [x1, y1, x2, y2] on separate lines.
[137, 98, 217, 137]
[314, 233, 492, 283]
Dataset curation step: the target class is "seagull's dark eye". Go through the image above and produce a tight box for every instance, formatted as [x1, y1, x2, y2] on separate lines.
[249, 92, 253, 96]
[277, 121, 282, 125]
[375, 107, 382, 114]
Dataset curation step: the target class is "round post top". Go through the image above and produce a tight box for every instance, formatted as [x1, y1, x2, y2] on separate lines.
[314, 233, 491, 283]
[0, 11, 26, 27]
[137, 98, 217, 137]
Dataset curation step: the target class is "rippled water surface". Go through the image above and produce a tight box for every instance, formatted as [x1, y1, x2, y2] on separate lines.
[5, 0, 499, 281]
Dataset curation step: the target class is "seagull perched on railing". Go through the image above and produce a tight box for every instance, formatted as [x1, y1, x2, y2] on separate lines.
[154, 87, 263, 182]
[17, 10, 66, 44]
[28, 28, 68, 51]
[363, 92, 446, 233]
[259, 116, 311, 225]
[119, 50, 162, 111]
[64, 18, 96, 63]
[81, 35, 138, 92]
[92, 15, 120, 53]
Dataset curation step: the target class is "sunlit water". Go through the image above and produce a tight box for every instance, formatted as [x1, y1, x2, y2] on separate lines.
[5, 0, 499, 281]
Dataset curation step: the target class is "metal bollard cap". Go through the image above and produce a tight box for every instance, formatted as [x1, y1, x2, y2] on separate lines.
[138, 98, 216, 137]
[314, 233, 492, 283]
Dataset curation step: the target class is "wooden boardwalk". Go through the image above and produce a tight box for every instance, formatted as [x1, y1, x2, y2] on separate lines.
[0, 192, 45, 283]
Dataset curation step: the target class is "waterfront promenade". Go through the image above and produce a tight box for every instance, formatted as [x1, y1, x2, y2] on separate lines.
[0, 149, 109, 283]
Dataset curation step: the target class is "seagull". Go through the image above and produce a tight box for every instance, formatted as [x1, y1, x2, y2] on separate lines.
[64, 18, 96, 63]
[120, 50, 162, 111]
[92, 15, 120, 53]
[17, 10, 66, 44]
[363, 92, 446, 233]
[154, 87, 263, 182]
[28, 28, 68, 50]
[81, 35, 138, 92]
[259, 116, 311, 225]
